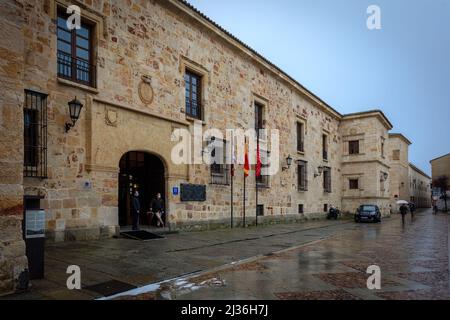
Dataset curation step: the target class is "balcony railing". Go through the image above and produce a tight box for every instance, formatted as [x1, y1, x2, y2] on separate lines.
[57, 51, 96, 87]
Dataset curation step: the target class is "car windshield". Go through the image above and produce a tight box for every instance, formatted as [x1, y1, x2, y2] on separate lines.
[361, 205, 376, 212]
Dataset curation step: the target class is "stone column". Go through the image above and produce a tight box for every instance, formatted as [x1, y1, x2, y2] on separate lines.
[0, 0, 29, 295]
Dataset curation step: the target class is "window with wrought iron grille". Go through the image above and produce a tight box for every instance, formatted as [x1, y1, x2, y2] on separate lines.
[57, 9, 96, 87]
[24, 90, 48, 178]
[210, 139, 230, 185]
[184, 70, 202, 119]
[298, 160, 308, 191]
[256, 149, 270, 188]
[297, 122, 304, 152]
[323, 166, 332, 193]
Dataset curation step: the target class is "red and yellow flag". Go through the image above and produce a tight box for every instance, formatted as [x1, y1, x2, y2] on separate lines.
[244, 138, 250, 177]
[256, 142, 261, 177]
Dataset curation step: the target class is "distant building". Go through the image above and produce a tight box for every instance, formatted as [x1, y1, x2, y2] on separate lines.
[430, 154, 450, 182]
[408, 163, 432, 208]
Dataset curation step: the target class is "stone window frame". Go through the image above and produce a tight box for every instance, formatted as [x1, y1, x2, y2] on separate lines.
[343, 133, 365, 156]
[342, 173, 364, 192]
[349, 178, 359, 190]
[392, 149, 400, 161]
[252, 93, 269, 142]
[179, 56, 210, 124]
[297, 160, 308, 192]
[322, 131, 329, 161]
[49, 1, 106, 90]
[296, 117, 307, 154]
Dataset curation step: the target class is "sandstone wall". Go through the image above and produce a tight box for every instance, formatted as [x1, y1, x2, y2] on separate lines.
[0, 0, 29, 295]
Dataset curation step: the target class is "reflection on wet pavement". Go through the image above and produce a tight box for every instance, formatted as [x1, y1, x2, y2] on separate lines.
[119, 210, 449, 300]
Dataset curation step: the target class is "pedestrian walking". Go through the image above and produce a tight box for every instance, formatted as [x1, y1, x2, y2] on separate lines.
[131, 190, 141, 231]
[150, 193, 165, 228]
[400, 204, 408, 224]
[409, 202, 416, 218]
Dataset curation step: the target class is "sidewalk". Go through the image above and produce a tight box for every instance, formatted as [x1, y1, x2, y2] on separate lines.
[4, 217, 357, 300]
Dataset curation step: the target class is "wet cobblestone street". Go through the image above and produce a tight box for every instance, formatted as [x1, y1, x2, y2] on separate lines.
[120, 210, 449, 300]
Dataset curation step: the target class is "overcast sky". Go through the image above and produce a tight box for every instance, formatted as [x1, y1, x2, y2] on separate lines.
[187, 0, 450, 175]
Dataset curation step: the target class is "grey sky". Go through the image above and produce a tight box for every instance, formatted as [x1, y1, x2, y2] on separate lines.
[187, 0, 450, 175]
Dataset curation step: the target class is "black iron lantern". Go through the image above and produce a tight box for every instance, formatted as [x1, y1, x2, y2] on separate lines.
[65, 97, 83, 132]
[282, 154, 293, 171]
[286, 154, 293, 167]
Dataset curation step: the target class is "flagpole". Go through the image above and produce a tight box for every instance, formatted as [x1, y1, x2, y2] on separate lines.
[230, 164, 234, 229]
[256, 135, 259, 227]
[243, 168, 246, 228]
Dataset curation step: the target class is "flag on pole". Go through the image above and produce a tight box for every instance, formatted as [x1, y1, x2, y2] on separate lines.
[244, 138, 250, 177]
[230, 134, 236, 177]
[256, 141, 261, 178]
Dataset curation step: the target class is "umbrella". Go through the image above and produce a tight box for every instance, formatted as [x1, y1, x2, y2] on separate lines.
[396, 200, 409, 205]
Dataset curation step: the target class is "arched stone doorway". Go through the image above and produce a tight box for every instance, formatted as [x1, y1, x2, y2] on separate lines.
[118, 151, 166, 228]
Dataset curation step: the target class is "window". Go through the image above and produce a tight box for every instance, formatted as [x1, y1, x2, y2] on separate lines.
[323, 167, 332, 193]
[24, 90, 48, 178]
[393, 149, 400, 160]
[324, 204, 328, 212]
[298, 160, 308, 191]
[257, 204, 264, 217]
[349, 140, 359, 155]
[255, 102, 264, 137]
[298, 204, 304, 214]
[322, 134, 328, 160]
[57, 9, 95, 86]
[381, 138, 385, 157]
[297, 122, 304, 152]
[256, 150, 270, 188]
[349, 179, 359, 190]
[210, 138, 229, 185]
[184, 70, 202, 119]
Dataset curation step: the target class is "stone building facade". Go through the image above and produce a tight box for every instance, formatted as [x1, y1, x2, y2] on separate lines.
[430, 154, 450, 182]
[0, 0, 426, 294]
[408, 164, 431, 208]
[387, 134, 411, 203]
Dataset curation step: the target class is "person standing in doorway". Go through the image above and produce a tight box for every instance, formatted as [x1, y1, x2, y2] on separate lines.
[150, 193, 165, 228]
[131, 190, 141, 231]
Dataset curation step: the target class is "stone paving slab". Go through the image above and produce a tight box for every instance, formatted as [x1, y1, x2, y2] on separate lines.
[110, 210, 450, 300]
[3, 218, 355, 300]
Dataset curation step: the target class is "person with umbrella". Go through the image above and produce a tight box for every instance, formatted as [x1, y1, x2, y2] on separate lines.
[397, 200, 409, 224]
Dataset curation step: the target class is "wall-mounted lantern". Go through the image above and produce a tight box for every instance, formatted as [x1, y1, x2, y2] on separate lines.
[65, 97, 83, 133]
[314, 166, 324, 178]
[282, 154, 293, 171]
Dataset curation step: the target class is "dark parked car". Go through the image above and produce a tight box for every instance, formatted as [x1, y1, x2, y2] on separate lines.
[355, 205, 381, 223]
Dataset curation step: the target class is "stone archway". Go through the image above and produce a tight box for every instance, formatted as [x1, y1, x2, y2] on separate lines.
[118, 151, 166, 228]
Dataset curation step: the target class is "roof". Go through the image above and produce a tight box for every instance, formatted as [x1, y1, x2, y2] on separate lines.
[171, 0, 344, 118]
[389, 133, 412, 145]
[169, 1, 400, 130]
[430, 153, 450, 163]
[409, 163, 431, 180]
[341, 110, 393, 130]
